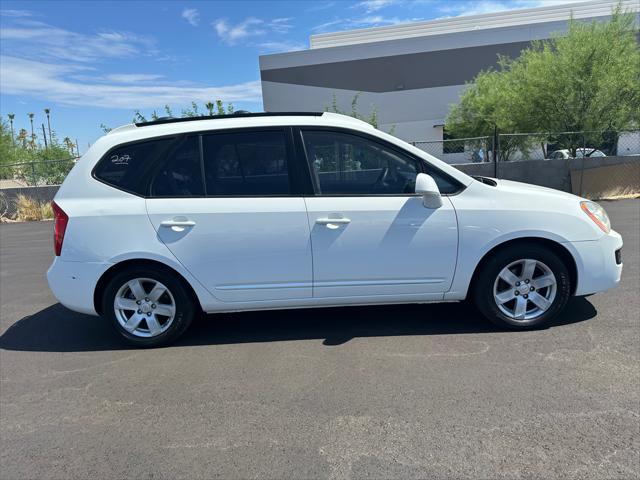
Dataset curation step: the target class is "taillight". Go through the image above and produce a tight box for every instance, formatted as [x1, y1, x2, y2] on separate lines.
[52, 201, 68, 256]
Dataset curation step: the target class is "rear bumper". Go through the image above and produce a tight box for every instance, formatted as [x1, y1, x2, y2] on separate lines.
[47, 258, 112, 315]
[568, 229, 623, 296]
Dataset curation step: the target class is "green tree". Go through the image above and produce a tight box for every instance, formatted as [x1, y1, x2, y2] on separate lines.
[44, 108, 52, 145]
[27, 112, 36, 149]
[326, 93, 388, 132]
[127, 101, 235, 125]
[446, 6, 640, 158]
[0, 118, 74, 184]
[8, 113, 15, 142]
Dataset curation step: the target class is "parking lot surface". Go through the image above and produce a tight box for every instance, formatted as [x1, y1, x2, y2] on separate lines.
[1, 199, 639, 479]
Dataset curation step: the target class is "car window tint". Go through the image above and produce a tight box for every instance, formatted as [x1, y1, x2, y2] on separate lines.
[303, 130, 461, 195]
[151, 136, 204, 197]
[202, 130, 290, 196]
[93, 138, 175, 195]
[302, 131, 418, 195]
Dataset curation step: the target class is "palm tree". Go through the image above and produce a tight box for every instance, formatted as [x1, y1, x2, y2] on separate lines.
[205, 102, 215, 116]
[7, 113, 15, 142]
[27, 113, 35, 139]
[17, 129, 28, 149]
[44, 108, 52, 145]
[63, 137, 75, 155]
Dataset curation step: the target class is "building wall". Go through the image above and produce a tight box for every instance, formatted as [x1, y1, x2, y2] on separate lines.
[260, 0, 638, 145]
[261, 81, 461, 141]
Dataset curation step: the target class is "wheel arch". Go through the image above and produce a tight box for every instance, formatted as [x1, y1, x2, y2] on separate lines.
[466, 237, 578, 300]
[93, 258, 204, 315]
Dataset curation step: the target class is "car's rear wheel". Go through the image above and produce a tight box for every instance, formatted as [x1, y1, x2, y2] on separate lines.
[102, 266, 195, 347]
[473, 244, 571, 329]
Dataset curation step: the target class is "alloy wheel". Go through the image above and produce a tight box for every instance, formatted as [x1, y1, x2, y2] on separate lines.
[113, 278, 176, 338]
[492, 259, 557, 321]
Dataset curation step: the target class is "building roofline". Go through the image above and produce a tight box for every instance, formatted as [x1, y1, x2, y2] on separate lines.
[309, 0, 638, 49]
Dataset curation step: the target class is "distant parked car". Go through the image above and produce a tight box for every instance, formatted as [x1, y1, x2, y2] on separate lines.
[549, 148, 606, 159]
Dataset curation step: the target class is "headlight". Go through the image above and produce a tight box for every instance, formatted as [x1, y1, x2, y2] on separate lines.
[580, 201, 610, 233]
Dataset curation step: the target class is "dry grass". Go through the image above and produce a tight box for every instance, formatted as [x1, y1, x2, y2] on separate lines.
[14, 194, 54, 221]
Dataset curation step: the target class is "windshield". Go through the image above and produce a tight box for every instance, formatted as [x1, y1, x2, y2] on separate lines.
[576, 149, 605, 157]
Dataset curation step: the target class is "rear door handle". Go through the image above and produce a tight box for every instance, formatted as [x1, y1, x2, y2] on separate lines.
[316, 217, 351, 225]
[160, 219, 196, 228]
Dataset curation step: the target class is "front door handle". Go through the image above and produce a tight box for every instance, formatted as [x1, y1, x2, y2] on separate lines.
[316, 217, 351, 225]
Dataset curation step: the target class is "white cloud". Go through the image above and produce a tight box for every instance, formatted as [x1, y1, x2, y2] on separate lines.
[306, 2, 337, 12]
[258, 41, 306, 52]
[311, 19, 345, 32]
[314, 0, 589, 32]
[268, 17, 294, 33]
[312, 14, 422, 32]
[0, 20, 155, 63]
[0, 9, 32, 17]
[0, 55, 262, 109]
[104, 73, 166, 83]
[354, 0, 399, 13]
[438, 0, 589, 18]
[350, 15, 421, 26]
[182, 8, 200, 26]
[212, 17, 266, 44]
[212, 16, 296, 45]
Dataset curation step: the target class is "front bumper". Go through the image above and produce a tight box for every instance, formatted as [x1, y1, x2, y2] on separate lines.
[568, 229, 623, 296]
[47, 258, 112, 315]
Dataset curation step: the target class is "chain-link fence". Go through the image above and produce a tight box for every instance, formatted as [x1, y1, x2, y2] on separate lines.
[0, 159, 77, 188]
[498, 130, 640, 162]
[413, 130, 640, 165]
[412, 136, 494, 165]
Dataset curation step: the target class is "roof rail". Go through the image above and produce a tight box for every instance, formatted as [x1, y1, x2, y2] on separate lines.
[135, 111, 324, 127]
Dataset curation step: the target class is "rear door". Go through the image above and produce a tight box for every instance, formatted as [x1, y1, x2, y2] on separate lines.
[145, 128, 313, 303]
[299, 128, 459, 299]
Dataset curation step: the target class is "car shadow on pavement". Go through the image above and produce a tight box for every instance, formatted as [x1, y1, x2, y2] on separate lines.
[0, 297, 597, 353]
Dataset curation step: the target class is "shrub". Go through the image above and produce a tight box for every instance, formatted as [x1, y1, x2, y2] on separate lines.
[14, 194, 53, 221]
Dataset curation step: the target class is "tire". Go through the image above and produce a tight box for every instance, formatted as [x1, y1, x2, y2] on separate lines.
[102, 265, 196, 347]
[473, 244, 571, 329]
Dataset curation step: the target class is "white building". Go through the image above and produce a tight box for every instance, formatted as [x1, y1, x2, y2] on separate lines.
[260, 0, 639, 146]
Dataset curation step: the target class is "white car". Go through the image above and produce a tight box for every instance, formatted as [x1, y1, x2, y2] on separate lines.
[549, 148, 606, 159]
[47, 112, 623, 347]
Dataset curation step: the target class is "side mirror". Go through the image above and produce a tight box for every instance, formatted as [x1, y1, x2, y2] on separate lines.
[415, 173, 442, 209]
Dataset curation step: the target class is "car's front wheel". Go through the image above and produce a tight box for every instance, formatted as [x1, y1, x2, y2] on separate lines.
[473, 244, 572, 329]
[102, 265, 195, 347]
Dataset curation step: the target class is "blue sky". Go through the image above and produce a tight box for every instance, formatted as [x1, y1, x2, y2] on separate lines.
[0, 0, 581, 150]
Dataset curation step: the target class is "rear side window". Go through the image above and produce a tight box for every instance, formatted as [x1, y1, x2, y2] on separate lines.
[150, 136, 204, 197]
[202, 130, 290, 196]
[93, 138, 175, 195]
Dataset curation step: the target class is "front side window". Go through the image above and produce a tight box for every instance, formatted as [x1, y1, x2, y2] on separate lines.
[302, 130, 462, 195]
[202, 130, 290, 196]
[151, 136, 204, 197]
[302, 131, 419, 195]
[94, 138, 175, 195]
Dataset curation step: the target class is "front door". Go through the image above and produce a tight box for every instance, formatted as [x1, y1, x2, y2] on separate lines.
[145, 129, 312, 303]
[300, 129, 458, 299]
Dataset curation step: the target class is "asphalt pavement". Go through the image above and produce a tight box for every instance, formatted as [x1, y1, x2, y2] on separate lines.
[1, 199, 638, 479]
